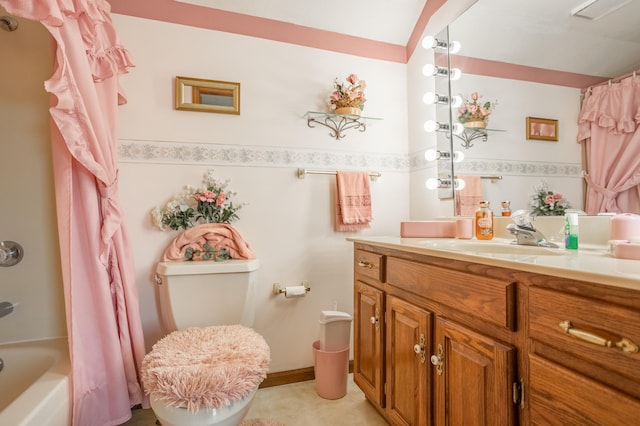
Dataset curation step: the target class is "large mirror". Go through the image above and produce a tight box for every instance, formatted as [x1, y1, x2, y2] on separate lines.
[443, 0, 640, 216]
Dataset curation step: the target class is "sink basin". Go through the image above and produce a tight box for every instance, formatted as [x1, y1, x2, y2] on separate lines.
[420, 239, 566, 256]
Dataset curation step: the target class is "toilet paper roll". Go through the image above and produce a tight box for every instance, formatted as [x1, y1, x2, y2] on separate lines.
[285, 286, 307, 298]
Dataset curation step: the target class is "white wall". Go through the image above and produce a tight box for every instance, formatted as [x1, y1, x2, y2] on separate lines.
[113, 15, 411, 372]
[0, 11, 66, 343]
[113, 12, 587, 373]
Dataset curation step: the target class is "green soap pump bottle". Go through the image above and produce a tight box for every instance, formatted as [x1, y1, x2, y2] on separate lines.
[564, 212, 579, 250]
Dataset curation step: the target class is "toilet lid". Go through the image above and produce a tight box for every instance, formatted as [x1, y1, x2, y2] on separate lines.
[142, 324, 270, 412]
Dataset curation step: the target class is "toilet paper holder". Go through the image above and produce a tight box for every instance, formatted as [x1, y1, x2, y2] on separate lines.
[273, 282, 311, 297]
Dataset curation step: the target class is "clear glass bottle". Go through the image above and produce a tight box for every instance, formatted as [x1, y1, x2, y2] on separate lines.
[475, 201, 494, 240]
[501, 201, 511, 217]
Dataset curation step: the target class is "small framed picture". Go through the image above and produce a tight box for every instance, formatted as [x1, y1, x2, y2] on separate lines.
[526, 117, 558, 141]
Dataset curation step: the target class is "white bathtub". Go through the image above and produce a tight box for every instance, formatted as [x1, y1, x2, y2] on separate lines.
[0, 338, 71, 426]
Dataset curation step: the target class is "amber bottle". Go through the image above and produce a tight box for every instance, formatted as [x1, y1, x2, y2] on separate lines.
[475, 201, 494, 240]
[501, 201, 512, 217]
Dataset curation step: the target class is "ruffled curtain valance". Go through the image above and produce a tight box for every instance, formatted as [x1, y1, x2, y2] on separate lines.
[578, 77, 640, 141]
[1, 0, 134, 82]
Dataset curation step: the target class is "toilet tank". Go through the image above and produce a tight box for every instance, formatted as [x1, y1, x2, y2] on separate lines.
[155, 259, 259, 332]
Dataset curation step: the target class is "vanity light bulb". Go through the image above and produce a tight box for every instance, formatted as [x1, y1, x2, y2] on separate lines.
[422, 64, 436, 77]
[450, 95, 463, 108]
[452, 123, 465, 135]
[448, 41, 462, 54]
[425, 178, 440, 190]
[450, 68, 462, 81]
[421, 35, 436, 49]
[423, 92, 437, 105]
[424, 120, 439, 133]
[424, 149, 439, 161]
[453, 151, 465, 163]
[454, 178, 466, 191]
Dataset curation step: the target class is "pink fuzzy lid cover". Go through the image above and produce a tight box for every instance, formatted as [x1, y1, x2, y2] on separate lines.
[142, 325, 270, 412]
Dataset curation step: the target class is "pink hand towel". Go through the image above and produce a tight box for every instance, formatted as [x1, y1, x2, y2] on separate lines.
[163, 223, 256, 261]
[335, 171, 373, 232]
[455, 175, 482, 216]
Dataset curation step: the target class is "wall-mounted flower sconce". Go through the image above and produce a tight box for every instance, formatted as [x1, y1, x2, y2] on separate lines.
[421, 36, 462, 54]
[424, 120, 464, 135]
[422, 92, 463, 108]
[424, 149, 464, 163]
[425, 177, 466, 191]
[422, 64, 462, 80]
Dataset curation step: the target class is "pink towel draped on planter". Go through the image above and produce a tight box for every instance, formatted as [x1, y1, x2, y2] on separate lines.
[163, 223, 256, 261]
[335, 171, 373, 232]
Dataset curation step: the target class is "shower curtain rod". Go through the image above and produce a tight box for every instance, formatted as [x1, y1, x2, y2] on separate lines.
[584, 69, 638, 93]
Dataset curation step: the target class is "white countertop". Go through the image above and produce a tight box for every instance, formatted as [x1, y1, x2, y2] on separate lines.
[349, 236, 640, 292]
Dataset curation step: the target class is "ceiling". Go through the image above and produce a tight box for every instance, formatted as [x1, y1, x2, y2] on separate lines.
[176, 0, 640, 78]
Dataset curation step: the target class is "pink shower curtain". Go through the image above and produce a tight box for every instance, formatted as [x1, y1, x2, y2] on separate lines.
[578, 75, 640, 214]
[0, 1, 148, 425]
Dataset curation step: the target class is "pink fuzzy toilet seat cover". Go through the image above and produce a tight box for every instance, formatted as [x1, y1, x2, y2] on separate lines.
[142, 325, 270, 413]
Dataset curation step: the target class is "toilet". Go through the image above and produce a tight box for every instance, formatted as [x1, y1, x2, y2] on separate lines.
[143, 259, 269, 426]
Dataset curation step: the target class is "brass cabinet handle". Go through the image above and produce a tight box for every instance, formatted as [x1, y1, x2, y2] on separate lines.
[357, 260, 374, 269]
[430, 343, 444, 375]
[414, 333, 426, 364]
[559, 320, 639, 354]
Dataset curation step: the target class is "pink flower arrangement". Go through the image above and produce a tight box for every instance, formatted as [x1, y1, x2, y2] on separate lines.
[151, 169, 243, 231]
[329, 74, 367, 111]
[457, 92, 496, 124]
[194, 190, 226, 206]
[530, 181, 571, 216]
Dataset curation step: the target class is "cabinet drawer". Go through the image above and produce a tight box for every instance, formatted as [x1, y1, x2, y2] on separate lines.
[529, 287, 640, 383]
[354, 250, 385, 283]
[386, 257, 516, 330]
[529, 354, 640, 425]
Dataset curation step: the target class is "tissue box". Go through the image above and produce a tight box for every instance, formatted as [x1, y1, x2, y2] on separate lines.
[400, 221, 456, 238]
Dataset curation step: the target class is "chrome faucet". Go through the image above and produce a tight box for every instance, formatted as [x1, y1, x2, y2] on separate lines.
[506, 210, 559, 248]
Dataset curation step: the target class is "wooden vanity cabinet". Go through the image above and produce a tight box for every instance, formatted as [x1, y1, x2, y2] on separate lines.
[353, 242, 640, 425]
[354, 244, 519, 426]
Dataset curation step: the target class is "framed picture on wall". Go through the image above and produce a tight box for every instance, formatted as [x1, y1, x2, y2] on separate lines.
[526, 117, 558, 141]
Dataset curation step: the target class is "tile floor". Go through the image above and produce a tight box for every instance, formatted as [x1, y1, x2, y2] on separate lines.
[123, 374, 388, 426]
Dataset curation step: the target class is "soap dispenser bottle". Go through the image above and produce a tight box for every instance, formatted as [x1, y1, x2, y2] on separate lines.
[564, 212, 579, 250]
[475, 201, 494, 240]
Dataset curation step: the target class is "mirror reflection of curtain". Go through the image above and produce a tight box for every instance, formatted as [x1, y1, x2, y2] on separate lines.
[578, 75, 640, 214]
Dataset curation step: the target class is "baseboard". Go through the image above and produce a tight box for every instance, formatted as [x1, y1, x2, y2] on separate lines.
[260, 361, 354, 388]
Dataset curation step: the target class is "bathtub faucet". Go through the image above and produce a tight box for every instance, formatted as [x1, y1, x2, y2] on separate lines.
[0, 301, 14, 318]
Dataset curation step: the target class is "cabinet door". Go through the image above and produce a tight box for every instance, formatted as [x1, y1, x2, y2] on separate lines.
[354, 281, 385, 408]
[386, 295, 432, 426]
[433, 318, 516, 426]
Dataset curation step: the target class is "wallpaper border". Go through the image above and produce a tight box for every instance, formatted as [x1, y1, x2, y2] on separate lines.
[118, 139, 582, 177]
